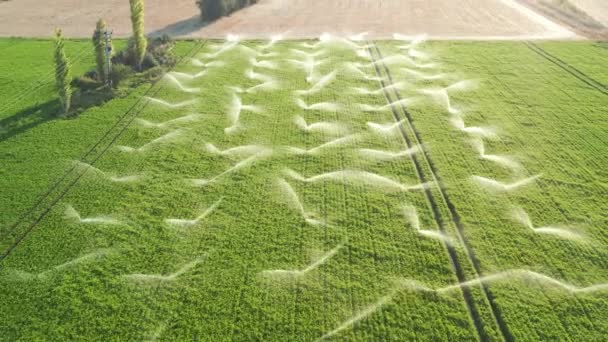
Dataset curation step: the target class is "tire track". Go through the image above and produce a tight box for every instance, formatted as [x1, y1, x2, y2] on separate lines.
[366, 42, 511, 342]
[471, 52, 604, 334]
[525, 41, 608, 96]
[0, 41, 207, 261]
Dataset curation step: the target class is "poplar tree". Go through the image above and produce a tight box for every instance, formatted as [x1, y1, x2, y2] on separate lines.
[129, 0, 147, 70]
[92, 19, 112, 83]
[54, 29, 72, 114]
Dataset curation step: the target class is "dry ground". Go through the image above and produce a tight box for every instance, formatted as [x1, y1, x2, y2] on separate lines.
[0, 0, 580, 39]
[519, 0, 608, 39]
[569, 0, 608, 26]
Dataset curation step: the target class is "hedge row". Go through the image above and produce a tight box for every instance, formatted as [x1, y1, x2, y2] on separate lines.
[196, 0, 258, 21]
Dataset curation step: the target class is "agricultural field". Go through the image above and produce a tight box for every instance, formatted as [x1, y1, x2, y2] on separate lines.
[0, 39, 195, 229]
[0, 37, 607, 340]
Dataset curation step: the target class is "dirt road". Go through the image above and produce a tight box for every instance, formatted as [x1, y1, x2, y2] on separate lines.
[0, 0, 578, 39]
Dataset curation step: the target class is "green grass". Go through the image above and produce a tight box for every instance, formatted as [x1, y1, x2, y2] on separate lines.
[0, 39, 117, 120]
[537, 41, 608, 85]
[0, 39, 198, 229]
[0, 39, 606, 340]
[379, 40, 608, 340]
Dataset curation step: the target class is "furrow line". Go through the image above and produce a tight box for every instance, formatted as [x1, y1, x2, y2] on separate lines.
[365, 42, 498, 342]
[374, 41, 519, 341]
[372, 42, 515, 341]
[525, 41, 608, 96]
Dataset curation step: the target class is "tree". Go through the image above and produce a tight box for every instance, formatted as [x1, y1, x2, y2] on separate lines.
[129, 0, 147, 70]
[54, 29, 72, 115]
[92, 19, 112, 83]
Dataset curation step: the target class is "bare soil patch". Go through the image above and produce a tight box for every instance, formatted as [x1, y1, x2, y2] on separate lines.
[0, 0, 579, 40]
[518, 0, 608, 39]
[565, 0, 608, 26]
[0, 0, 200, 38]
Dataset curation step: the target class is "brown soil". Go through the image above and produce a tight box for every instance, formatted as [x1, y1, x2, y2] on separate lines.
[0, 0, 580, 40]
[517, 0, 608, 39]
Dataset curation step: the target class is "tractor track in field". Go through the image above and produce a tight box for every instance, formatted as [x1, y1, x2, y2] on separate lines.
[366, 42, 512, 342]
[525, 41, 608, 96]
[0, 41, 207, 262]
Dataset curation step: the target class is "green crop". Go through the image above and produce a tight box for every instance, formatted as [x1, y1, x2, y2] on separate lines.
[0, 39, 606, 340]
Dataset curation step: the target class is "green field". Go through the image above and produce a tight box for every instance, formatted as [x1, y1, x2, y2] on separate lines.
[0, 38, 606, 340]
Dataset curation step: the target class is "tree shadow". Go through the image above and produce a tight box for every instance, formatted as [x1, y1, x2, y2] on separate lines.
[0, 99, 59, 143]
[148, 15, 210, 38]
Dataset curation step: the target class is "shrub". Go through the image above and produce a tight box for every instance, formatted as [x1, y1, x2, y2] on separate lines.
[129, 0, 147, 70]
[112, 35, 176, 72]
[109, 64, 134, 87]
[54, 29, 72, 115]
[196, 0, 258, 21]
[72, 76, 102, 92]
[146, 35, 176, 67]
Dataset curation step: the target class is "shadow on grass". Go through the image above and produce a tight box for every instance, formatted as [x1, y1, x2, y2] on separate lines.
[0, 87, 116, 143]
[0, 99, 59, 143]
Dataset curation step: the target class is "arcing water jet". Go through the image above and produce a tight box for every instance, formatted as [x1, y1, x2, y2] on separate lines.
[162, 74, 201, 93]
[276, 178, 329, 227]
[287, 57, 328, 83]
[228, 80, 279, 94]
[293, 115, 349, 136]
[511, 207, 584, 240]
[4, 249, 116, 281]
[72, 160, 143, 183]
[343, 62, 385, 81]
[393, 33, 428, 50]
[249, 57, 278, 70]
[64, 205, 123, 225]
[245, 69, 274, 83]
[170, 70, 207, 80]
[366, 120, 406, 134]
[403, 205, 454, 245]
[259, 33, 285, 50]
[318, 289, 398, 341]
[225, 94, 262, 134]
[145, 97, 197, 109]
[290, 48, 326, 59]
[450, 117, 497, 138]
[123, 257, 206, 284]
[359, 98, 418, 112]
[470, 138, 521, 170]
[260, 243, 344, 278]
[284, 169, 432, 192]
[286, 135, 358, 155]
[205, 143, 268, 159]
[165, 198, 223, 228]
[401, 68, 446, 81]
[295, 98, 340, 112]
[116, 130, 183, 153]
[135, 114, 203, 129]
[352, 81, 410, 95]
[190, 150, 272, 186]
[471, 174, 541, 192]
[400, 269, 608, 294]
[294, 71, 336, 96]
[358, 145, 422, 161]
[191, 59, 225, 68]
[356, 54, 438, 69]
